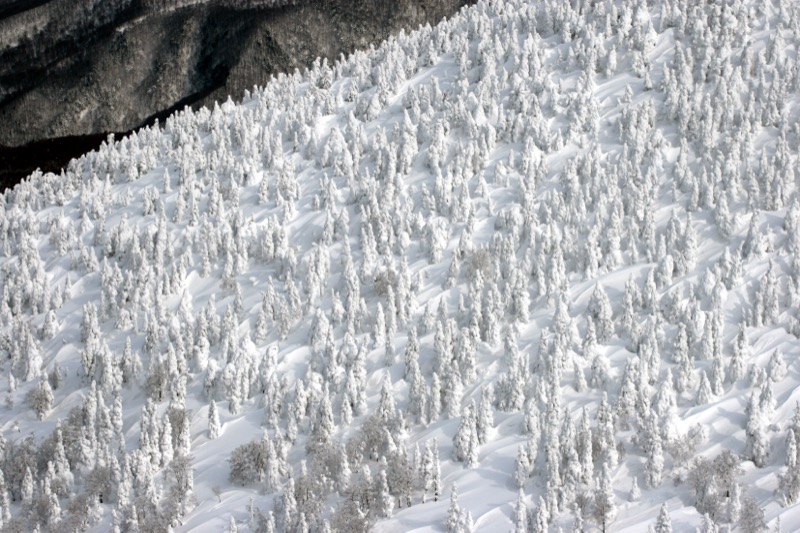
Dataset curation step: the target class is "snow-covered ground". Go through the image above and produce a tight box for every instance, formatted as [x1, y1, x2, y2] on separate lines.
[1, 0, 800, 531]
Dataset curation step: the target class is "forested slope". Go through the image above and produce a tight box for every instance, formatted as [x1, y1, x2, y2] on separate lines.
[0, 0, 469, 147]
[0, 0, 799, 532]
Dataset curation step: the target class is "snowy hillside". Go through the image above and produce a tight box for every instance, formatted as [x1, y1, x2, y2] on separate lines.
[2, 0, 800, 531]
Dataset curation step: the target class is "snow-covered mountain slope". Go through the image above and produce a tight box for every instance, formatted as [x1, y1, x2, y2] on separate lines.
[2, 0, 800, 531]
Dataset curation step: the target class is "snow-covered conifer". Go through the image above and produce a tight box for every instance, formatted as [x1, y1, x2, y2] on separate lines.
[778, 417, 800, 498]
[596, 394, 618, 470]
[446, 483, 472, 533]
[476, 386, 493, 444]
[28, 378, 53, 420]
[654, 502, 672, 533]
[531, 495, 550, 533]
[588, 284, 614, 342]
[514, 489, 528, 533]
[208, 400, 221, 439]
[768, 349, 787, 382]
[739, 497, 766, 533]
[730, 325, 749, 383]
[593, 465, 617, 532]
[376, 457, 394, 519]
[453, 402, 478, 468]
[746, 391, 770, 468]
[515, 443, 531, 489]
[590, 348, 611, 390]
[21, 466, 33, 503]
[629, 476, 641, 502]
[645, 431, 664, 488]
[696, 371, 714, 405]
[429, 372, 442, 422]
[729, 483, 743, 523]
[428, 440, 443, 502]
[160, 414, 175, 467]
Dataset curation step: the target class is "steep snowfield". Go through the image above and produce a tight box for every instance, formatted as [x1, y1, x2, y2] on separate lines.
[1, 0, 800, 532]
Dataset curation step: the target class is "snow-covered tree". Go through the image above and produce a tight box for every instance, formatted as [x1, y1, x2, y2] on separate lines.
[515, 443, 531, 489]
[513, 489, 528, 533]
[445, 484, 473, 533]
[593, 465, 617, 532]
[588, 284, 614, 342]
[27, 378, 54, 420]
[208, 400, 221, 439]
[453, 402, 479, 468]
[654, 502, 672, 533]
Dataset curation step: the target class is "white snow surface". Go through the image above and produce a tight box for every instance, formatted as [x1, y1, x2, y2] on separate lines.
[2, 0, 800, 532]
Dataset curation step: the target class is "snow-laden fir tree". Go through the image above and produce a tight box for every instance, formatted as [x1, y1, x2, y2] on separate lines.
[513, 488, 527, 533]
[445, 483, 473, 533]
[208, 400, 221, 439]
[654, 502, 671, 533]
[593, 464, 617, 533]
[452, 402, 478, 468]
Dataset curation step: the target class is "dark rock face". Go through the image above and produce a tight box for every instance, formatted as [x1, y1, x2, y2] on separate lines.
[0, 0, 472, 147]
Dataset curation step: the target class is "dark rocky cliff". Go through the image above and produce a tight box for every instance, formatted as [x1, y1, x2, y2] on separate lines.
[0, 0, 471, 186]
[0, 0, 471, 146]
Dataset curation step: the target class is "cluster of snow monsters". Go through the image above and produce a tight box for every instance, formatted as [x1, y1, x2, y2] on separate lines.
[0, 0, 799, 531]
